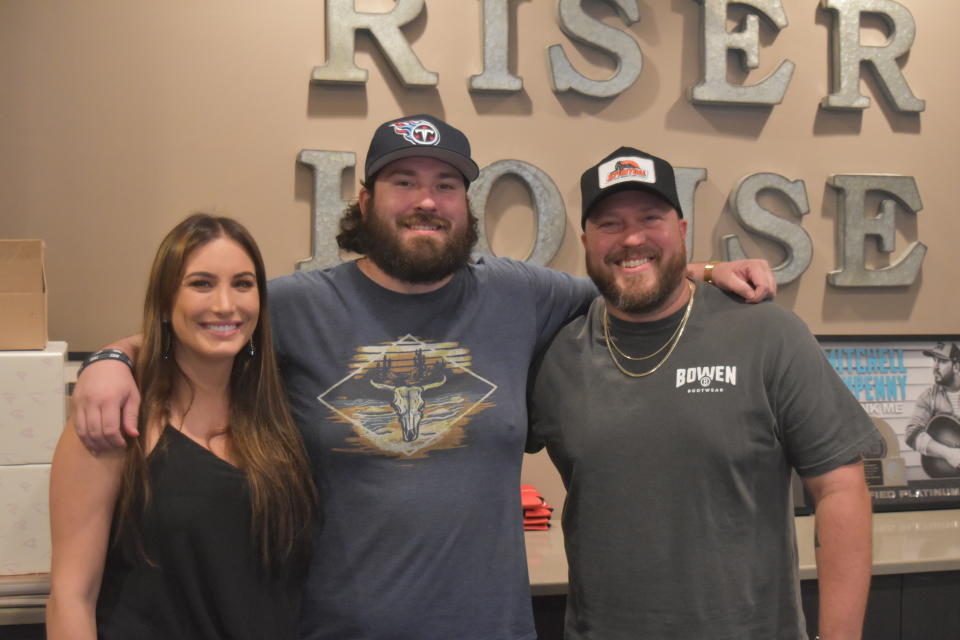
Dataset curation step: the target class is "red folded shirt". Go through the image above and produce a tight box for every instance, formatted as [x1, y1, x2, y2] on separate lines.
[521, 485, 545, 509]
[524, 506, 553, 519]
[521, 485, 554, 531]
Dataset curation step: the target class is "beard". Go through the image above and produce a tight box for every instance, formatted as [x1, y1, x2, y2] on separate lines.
[362, 207, 477, 285]
[587, 246, 688, 315]
[937, 366, 956, 388]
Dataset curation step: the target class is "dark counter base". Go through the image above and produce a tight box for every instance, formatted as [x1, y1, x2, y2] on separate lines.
[8, 573, 959, 640]
[533, 571, 960, 640]
[0, 624, 44, 639]
[804, 571, 960, 640]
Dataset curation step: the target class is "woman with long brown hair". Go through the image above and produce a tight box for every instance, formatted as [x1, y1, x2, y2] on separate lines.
[46, 214, 316, 639]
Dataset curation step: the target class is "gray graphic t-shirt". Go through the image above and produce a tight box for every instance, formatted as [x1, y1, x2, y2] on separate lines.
[269, 257, 594, 640]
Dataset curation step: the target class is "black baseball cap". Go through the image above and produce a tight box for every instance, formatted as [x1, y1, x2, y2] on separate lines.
[580, 146, 683, 228]
[364, 114, 479, 184]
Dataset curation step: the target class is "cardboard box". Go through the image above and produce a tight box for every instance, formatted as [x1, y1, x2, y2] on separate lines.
[0, 464, 51, 575]
[0, 240, 47, 351]
[0, 342, 67, 465]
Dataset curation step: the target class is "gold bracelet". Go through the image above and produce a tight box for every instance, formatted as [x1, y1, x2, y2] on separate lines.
[703, 261, 719, 285]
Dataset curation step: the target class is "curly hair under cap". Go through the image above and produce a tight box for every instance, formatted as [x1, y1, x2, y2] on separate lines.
[336, 197, 368, 255]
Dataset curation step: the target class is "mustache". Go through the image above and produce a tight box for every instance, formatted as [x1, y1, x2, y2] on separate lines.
[605, 248, 660, 265]
[399, 213, 450, 230]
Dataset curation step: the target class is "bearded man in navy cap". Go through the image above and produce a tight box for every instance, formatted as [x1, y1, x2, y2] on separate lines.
[529, 146, 880, 640]
[71, 116, 775, 640]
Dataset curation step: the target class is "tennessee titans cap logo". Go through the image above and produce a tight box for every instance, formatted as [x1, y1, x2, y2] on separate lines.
[390, 119, 440, 146]
[365, 113, 479, 183]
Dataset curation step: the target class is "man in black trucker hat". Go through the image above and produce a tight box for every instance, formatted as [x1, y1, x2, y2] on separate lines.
[71, 116, 776, 640]
[528, 146, 880, 640]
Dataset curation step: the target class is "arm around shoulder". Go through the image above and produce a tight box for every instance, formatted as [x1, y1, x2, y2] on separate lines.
[46, 419, 126, 640]
[72, 335, 144, 453]
[802, 461, 873, 640]
[689, 259, 776, 302]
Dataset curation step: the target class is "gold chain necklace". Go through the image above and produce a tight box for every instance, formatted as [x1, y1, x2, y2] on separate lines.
[602, 280, 695, 378]
[607, 297, 687, 362]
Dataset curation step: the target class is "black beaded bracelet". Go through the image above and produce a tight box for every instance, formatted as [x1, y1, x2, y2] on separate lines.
[78, 349, 134, 377]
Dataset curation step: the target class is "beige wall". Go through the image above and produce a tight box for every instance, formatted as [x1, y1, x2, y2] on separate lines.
[2, 1, 956, 502]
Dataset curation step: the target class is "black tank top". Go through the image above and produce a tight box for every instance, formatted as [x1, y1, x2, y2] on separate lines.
[96, 426, 302, 639]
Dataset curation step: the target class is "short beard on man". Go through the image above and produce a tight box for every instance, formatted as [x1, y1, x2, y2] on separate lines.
[937, 364, 957, 389]
[362, 206, 478, 285]
[587, 247, 688, 316]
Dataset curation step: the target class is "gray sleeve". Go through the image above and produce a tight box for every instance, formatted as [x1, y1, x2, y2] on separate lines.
[267, 271, 325, 373]
[520, 264, 596, 352]
[266, 276, 291, 367]
[525, 420, 546, 454]
[525, 349, 550, 455]
[521, 265, 595, 454]
[767, 312, 880, 478]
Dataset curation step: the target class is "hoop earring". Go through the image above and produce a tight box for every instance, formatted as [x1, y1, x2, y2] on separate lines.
[161, 322, 172, 360]
[248, 338, 256, 357]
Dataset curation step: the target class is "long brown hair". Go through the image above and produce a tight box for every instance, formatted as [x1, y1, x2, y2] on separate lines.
[116, 213, 316, 570]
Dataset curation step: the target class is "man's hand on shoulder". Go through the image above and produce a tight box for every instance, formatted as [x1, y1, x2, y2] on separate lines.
[72, 338, 142, 454]
[709, 259, 776, 303]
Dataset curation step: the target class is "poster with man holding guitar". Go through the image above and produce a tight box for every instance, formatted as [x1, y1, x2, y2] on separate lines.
[905, 342, 960, 478]
[819, 338, 960, 510]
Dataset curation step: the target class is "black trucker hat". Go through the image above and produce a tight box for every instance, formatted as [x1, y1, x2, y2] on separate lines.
[580, 146, 683, 228]
[364, 114, 480, 184]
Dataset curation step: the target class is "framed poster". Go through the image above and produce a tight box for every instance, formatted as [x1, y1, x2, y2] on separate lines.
[815, 335, 960, 512]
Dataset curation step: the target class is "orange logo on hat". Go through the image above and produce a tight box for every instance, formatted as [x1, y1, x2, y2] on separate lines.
[607, 160, 648, 183]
